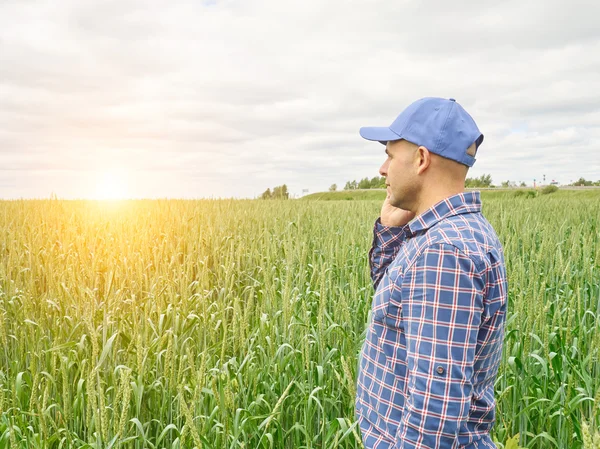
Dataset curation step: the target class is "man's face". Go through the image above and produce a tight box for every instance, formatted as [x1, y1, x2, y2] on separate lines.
[379, 139, 420, 210]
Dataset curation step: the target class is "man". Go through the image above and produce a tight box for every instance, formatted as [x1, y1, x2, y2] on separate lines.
[355, 97, 508, 449]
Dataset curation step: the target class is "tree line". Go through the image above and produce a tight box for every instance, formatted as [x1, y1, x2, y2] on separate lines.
[329, 175, 495, 191]
[329, 174, 600, 191]
[260, 184, 289, 199]
[327, 176, 387, 192]
[260, 176, 599, 199]
[570, 177, 600, 186]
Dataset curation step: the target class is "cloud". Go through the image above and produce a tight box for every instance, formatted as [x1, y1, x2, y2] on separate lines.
[1, 0, 599, 198]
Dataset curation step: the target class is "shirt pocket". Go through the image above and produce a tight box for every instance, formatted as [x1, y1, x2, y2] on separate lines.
[372, 268, 405, 328]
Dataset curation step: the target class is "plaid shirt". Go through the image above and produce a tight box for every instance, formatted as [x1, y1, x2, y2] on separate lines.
[356, 191, 507, 449]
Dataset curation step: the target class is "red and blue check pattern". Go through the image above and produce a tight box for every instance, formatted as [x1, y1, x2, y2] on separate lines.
[356, 191, 507, 449]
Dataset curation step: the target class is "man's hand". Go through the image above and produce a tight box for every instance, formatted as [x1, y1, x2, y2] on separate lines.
[380, 192, 416, 227]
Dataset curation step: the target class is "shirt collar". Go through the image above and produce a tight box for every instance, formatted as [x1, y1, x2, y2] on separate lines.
[407, 191, 481, 236]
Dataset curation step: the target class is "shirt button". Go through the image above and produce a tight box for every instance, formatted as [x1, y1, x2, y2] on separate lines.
[436, 366, 445, 375]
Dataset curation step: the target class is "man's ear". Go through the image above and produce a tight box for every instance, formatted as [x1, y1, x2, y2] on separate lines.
[415, 146, 431, 174]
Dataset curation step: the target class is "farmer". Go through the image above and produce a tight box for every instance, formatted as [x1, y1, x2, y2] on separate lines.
[355, 97, 508, 448]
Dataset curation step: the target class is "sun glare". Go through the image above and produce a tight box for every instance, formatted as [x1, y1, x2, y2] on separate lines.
[95, 168, 129, 200]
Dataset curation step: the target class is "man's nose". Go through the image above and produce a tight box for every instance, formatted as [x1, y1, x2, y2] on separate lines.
[379, 160, 388, 177]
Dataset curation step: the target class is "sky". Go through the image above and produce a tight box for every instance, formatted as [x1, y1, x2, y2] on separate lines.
[1, 0, 599, 199]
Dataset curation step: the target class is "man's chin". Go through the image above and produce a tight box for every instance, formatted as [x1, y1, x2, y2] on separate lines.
[389, 195, 403, 209]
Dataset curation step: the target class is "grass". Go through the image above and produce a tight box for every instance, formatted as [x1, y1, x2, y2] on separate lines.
[300, 190, 387, 201]
[0, 192, 599, 448]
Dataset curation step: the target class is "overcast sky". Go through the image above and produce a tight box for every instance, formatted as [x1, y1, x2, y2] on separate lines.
[1, 0, 599, 199]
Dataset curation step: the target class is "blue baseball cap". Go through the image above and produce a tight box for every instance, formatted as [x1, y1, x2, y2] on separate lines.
[359, 97, 484, 167]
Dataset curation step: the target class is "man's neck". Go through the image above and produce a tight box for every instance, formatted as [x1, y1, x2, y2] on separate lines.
[413, 187, 465, 217]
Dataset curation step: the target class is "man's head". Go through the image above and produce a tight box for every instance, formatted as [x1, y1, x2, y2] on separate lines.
[379, 139, 477, 211]
[360, 97, 483, 212]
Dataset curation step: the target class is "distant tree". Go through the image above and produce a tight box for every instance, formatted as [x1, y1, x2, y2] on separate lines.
[358, 177, 371, 189]
[465, 174, 493, 188]
[271, 184, 289, 199]
[261, 188, 272, 199]
[519, 181, 527, 187]
[573, 177, 593, 186]
[261, 185, 289, 199]
[343, 176, 385, 190]
[344, 180, 358, 190]
[329, 184, 337, 192]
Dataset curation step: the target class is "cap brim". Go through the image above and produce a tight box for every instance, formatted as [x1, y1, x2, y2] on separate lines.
[359, 127, 401, 145]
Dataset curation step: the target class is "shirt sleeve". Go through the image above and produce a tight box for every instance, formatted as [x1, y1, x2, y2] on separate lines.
[395, 243, 485, 449]
[368, 217, 411, 291]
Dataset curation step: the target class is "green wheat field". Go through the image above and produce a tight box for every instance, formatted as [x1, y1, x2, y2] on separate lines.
[0, 189, 599, 448]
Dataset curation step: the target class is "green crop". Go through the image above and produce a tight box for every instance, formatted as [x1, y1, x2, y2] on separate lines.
[0, 192, 598, 448]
